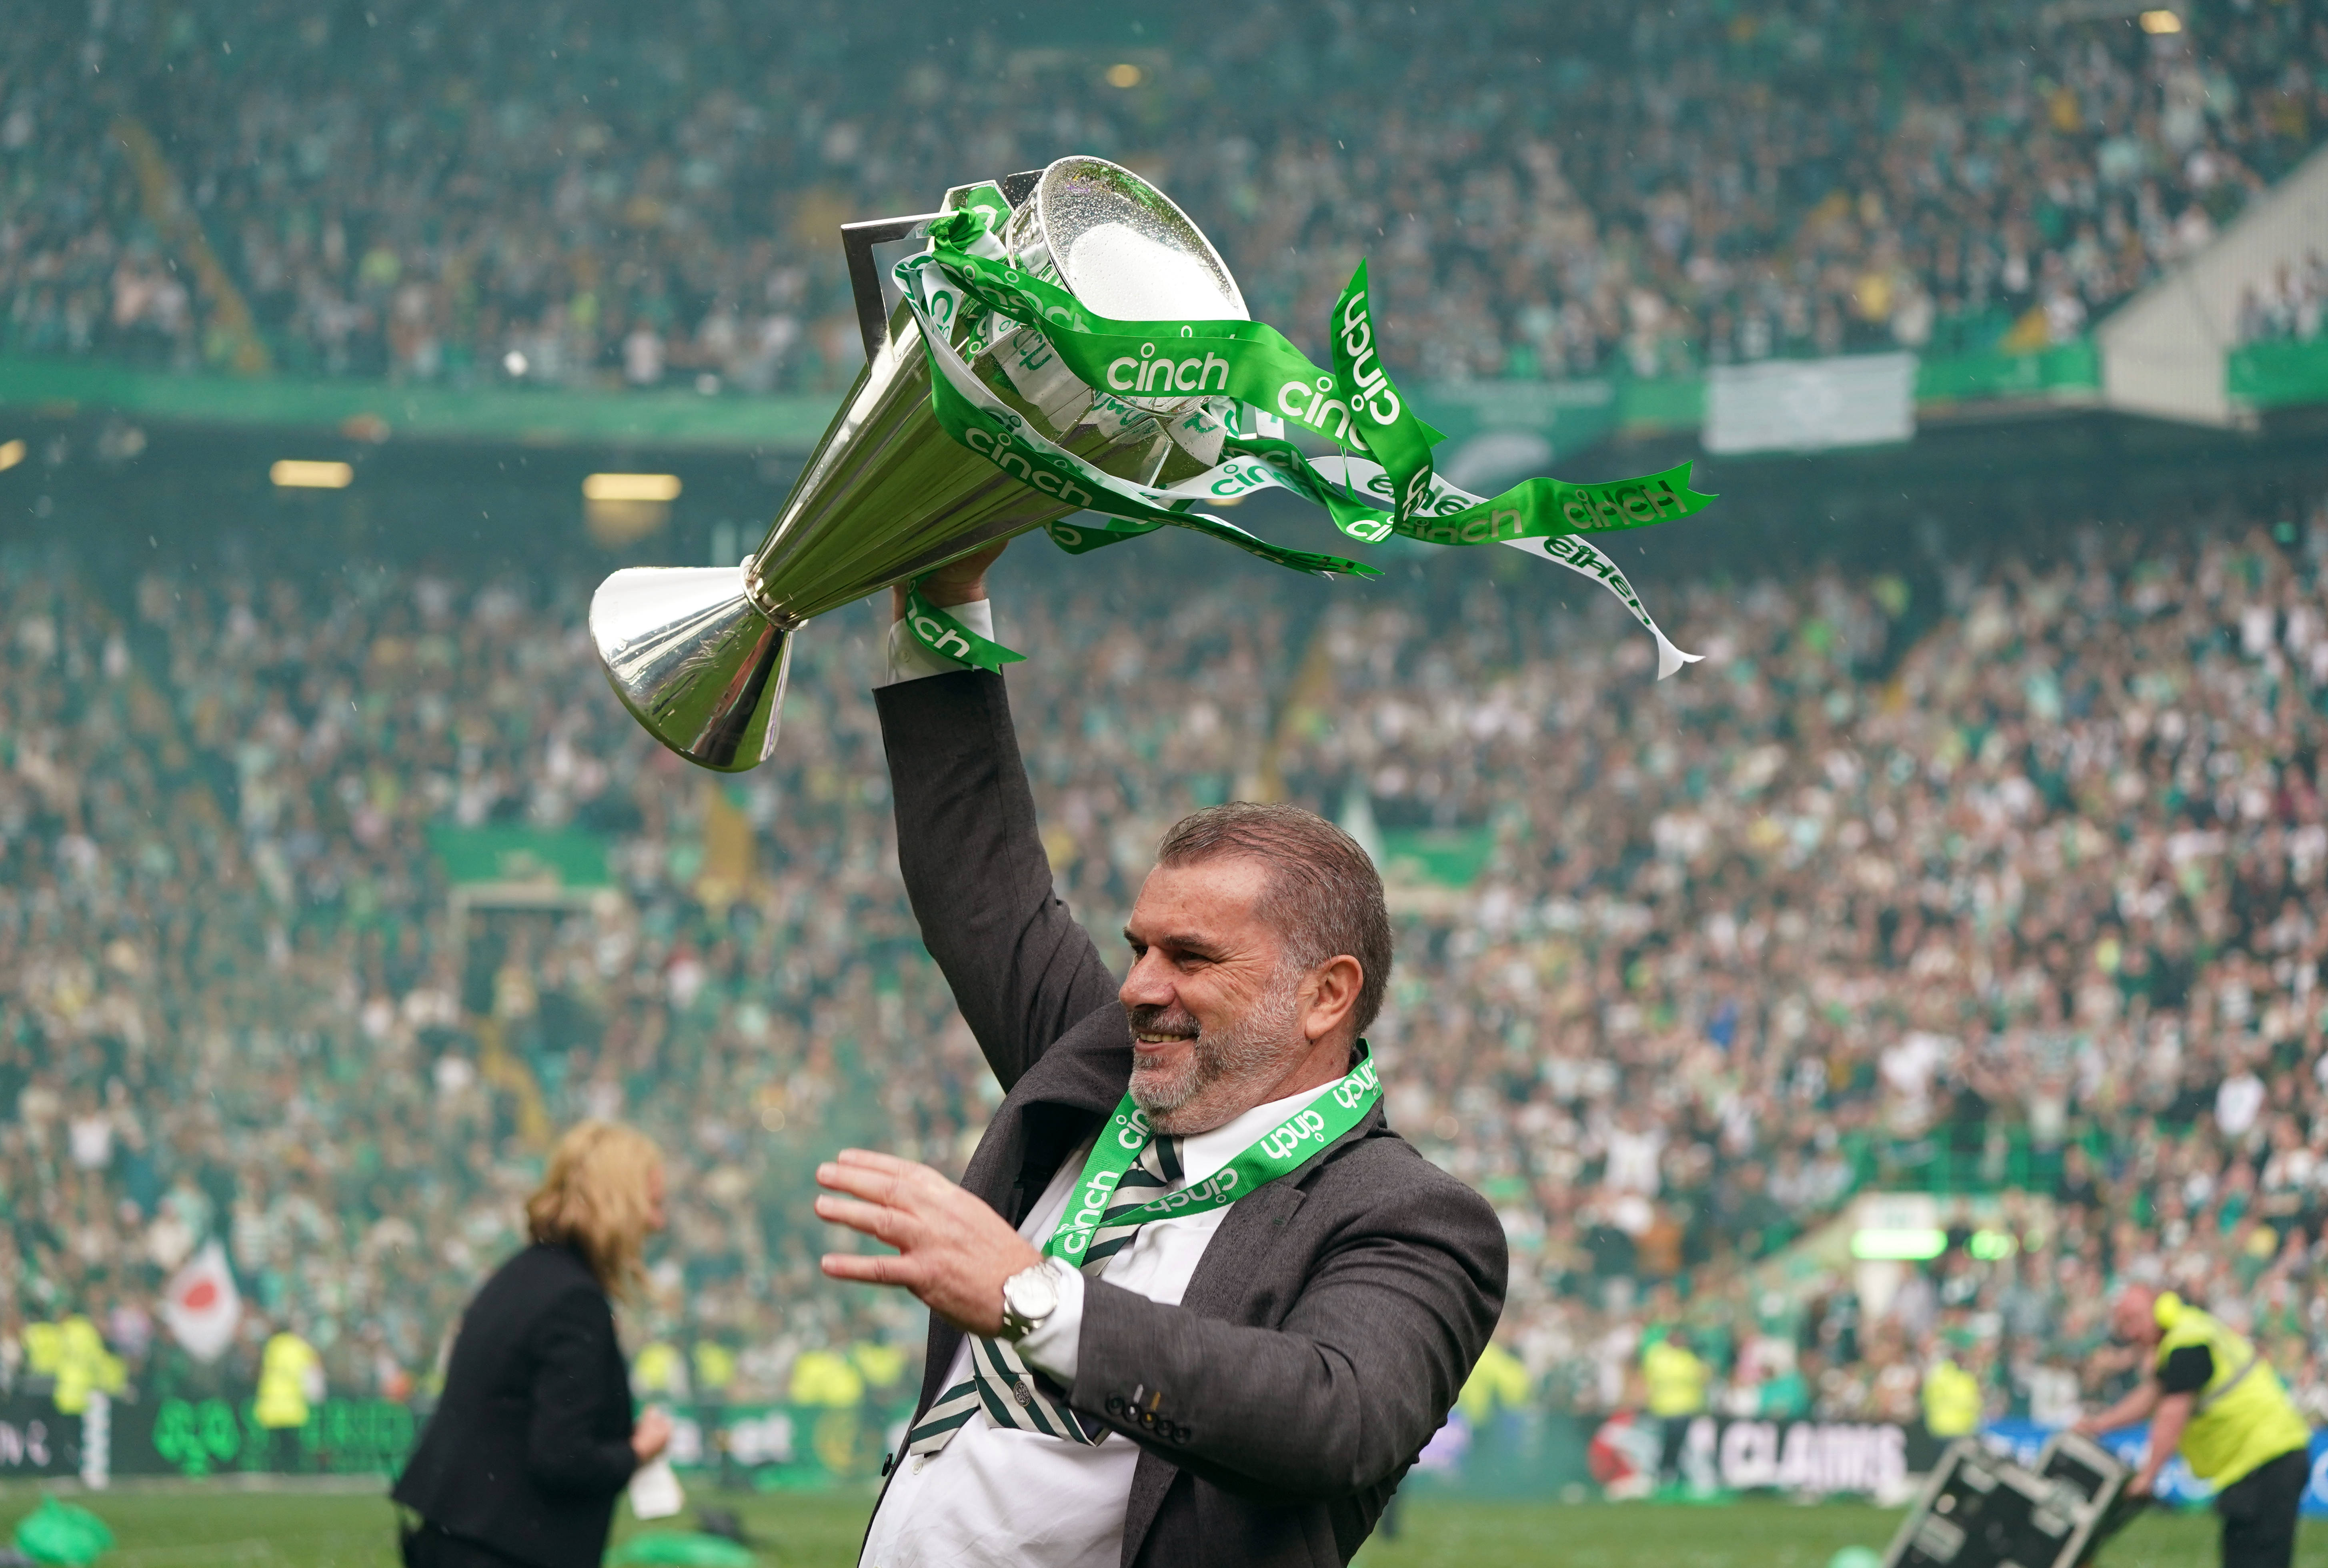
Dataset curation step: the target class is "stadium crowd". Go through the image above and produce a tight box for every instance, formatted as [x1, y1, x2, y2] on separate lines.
[2, 478, 2328, 1452]
[3, 0, 2324, 389]
[2238, 251, 2328, 346]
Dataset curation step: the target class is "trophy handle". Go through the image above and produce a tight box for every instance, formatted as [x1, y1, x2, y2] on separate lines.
[996, 167, 1045, 208]
[840, 170, 1044, 362]
[842, 214, 941, 364]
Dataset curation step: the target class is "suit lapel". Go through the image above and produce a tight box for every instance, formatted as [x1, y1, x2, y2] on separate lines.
[1117, 1178, 1307, 1561]
[1117, 1104, 1386, 1563]
[1003, 1007, 1135, 1127]
[1175, 1101, 1378, 1321]
[912, 1007, 1131, 1417]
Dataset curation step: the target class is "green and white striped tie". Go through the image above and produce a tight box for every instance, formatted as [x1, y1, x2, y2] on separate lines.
[902, 1131, 1183, 1455]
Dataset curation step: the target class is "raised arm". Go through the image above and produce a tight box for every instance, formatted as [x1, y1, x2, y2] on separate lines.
[875, 659, 1119, 1091]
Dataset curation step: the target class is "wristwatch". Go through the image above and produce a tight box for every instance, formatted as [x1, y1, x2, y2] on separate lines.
[998, 1258, 1063, 1341]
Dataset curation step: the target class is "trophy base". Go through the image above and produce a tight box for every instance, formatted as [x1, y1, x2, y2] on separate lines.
[591, 566, 793, 773]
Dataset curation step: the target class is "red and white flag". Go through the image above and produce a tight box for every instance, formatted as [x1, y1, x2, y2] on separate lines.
[163, 1240, 241, 1364]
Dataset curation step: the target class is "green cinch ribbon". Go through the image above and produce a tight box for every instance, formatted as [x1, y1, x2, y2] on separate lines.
[1047, 1048, 1383, 1266]
[894, 203, 1715, 677]
[902, 582, 1023, 675]
[1330, 260, 1436, 526]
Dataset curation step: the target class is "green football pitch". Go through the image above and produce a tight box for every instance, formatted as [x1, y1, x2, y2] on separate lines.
[0, 1486, 2301, 1568]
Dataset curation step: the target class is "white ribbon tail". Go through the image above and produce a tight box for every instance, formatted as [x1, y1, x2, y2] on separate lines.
[1499, 535, 1701, 680]
[1652, 630, 1705, 681]
[1311, 453, 1702, 679]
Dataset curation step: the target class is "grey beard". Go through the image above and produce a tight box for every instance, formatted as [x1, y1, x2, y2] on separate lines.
[1127, 973, 1305, 1133]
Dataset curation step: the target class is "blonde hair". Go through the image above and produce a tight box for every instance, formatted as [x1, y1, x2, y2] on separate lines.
[526, 1121, 663, 1295]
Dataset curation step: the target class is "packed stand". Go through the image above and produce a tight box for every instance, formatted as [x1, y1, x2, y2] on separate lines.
[6, 487, 2328, 1442]
[1401, 495, 2328, 1438]
[2, 0, 2324, 391]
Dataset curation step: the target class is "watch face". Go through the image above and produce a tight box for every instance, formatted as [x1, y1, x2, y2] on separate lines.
[1006, 1264, 1059, 1322]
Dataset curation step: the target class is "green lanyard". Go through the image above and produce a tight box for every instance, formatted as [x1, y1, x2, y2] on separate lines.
[1043, 1049, 1383, 1266]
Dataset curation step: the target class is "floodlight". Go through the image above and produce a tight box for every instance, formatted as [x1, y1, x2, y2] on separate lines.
[583, 473, 684, 502]
[270, 460, 354, 489]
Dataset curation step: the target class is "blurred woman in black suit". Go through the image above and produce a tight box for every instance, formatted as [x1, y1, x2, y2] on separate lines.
[394, 1122, 674, 1568]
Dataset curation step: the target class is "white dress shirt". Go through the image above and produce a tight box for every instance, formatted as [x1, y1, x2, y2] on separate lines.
[877, 597, 995, 687]
[859, 1065, 1327, 1567]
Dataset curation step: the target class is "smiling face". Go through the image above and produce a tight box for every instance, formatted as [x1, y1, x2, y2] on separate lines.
[1119, 855, 1316, 1135]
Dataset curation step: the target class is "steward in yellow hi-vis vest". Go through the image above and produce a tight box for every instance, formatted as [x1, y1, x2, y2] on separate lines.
[25, 1316, 128, 1415]
[254, 1324, 324, 1474]
[1921, 1356, 1984, 1438]
[2156, 1298, 2312, 1487]
[1642, 1328, 1712, 1489]
[1642, 1332, 1709, 1418]
[256, 1329, 322, 1430]
[2076, 1286, 2314, 1568]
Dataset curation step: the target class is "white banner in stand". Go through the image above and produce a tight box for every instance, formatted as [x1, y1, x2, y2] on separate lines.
[1705, 352, 1918, 454]
[162, 1240, 242, 1364]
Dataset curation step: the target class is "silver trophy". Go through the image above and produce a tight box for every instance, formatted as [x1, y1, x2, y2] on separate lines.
[589, 156, 1247, 771]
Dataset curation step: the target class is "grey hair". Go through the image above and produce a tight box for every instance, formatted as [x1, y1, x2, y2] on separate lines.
[1154, 801, 1393, 1034]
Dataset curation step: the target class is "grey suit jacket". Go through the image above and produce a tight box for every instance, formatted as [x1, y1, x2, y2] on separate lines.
[870, 669, 1507, 1568]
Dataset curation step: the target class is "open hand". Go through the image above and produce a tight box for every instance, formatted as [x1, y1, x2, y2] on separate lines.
[816, 1148, 1043, 1337]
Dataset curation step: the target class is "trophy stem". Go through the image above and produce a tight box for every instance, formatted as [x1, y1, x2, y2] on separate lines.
[591, 566, 793, 773]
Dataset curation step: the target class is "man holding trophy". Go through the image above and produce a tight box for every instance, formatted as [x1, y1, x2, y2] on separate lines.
[585, 156, 1715, 1564]
[810, 539, 1507, 1565]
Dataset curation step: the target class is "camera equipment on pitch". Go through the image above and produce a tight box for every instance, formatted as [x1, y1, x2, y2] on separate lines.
[1884, 1433, 2143, 1568]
